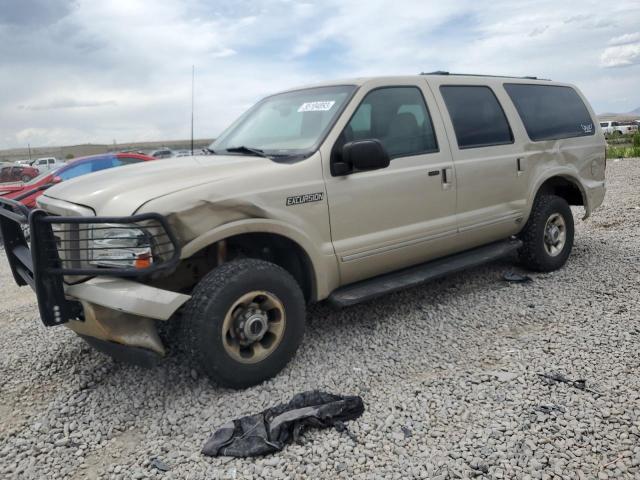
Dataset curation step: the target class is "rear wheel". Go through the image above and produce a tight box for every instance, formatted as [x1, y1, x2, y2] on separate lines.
[181, 259, 306, 388]
[518, 194, 574, 272]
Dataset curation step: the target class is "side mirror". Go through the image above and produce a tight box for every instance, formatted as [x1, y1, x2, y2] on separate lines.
[332, 139, 390, 176]
[52, 176, 62, 184]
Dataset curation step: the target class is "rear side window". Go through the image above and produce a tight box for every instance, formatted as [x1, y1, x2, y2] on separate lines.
[504, 84, 595, 141]
[440, 86, 514, 149]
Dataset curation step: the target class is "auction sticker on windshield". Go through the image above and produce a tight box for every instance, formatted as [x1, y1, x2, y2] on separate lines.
[298, 101, 335, 112]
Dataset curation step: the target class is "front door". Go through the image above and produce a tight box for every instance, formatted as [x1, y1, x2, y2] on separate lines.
[323, 82, 458, 285]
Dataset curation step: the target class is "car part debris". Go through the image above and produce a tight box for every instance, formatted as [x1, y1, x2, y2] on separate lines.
[470, 463, 489, 475]
[202, 391, 364, 457]
[537, 372, 601, 395]
[149, 458, 170, 472]
[533, 404, 566, 414]
[503, 271, 533, 283]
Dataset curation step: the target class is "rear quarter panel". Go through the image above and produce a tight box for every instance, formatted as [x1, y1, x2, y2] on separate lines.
[497, 79, 606, 222]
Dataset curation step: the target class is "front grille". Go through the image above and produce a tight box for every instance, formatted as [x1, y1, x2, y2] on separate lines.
[33, 212, 180, 277]
[1, 197, 181, 326]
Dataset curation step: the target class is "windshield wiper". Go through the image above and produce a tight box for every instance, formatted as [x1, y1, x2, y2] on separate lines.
[224, 146, 268, 158]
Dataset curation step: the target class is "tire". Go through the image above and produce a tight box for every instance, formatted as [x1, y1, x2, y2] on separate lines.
[21, 175, 31, 183]
[181, 259, 306, 388]
[518, 194, 574, 272]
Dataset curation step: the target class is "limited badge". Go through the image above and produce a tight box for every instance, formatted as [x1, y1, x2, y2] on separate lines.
[580, 123, 593, 133]
[286, 192, 324, 206]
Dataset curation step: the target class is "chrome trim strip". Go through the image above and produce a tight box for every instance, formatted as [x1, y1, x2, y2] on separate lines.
[341, 229, 457, 262]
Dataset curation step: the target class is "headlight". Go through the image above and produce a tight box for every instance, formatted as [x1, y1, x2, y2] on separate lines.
[89, 224, 153, 269]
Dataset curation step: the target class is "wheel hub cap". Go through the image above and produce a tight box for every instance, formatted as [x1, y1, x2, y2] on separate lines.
[221, 291, 286, 364]
[236, 310, 269, 344]
[547, 224, 560, 244]
[543, 213, 567, 257]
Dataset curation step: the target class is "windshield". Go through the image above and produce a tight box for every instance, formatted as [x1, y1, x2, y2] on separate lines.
[210, 85, 356, 159]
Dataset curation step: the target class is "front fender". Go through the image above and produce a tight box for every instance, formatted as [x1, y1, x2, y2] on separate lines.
[181, 219, 339, 301]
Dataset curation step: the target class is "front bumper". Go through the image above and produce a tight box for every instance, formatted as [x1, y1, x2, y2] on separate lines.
[0, 196, 187, 327]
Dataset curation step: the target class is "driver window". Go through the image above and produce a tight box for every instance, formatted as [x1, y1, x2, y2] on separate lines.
[336, 87, 438, 160]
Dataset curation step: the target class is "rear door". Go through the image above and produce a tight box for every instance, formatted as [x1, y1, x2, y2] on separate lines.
[428, 78, 528, 246]
[322, 80, 457, 284]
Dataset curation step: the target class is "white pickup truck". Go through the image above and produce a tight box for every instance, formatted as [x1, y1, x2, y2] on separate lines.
[599, 121, 638, 136]
[33, 157, 66, 173]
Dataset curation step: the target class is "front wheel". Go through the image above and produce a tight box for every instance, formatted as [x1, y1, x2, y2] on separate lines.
[21, 175, 31, 183]
[518, 194, 574, 272]
[181, 259, 306, 388]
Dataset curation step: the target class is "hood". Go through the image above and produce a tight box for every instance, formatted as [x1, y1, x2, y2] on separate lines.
[42, 155, 273, 215]
[0, 182, 25, 196]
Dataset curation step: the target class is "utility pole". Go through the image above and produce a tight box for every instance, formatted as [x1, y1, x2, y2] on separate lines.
[28, 143, 32, 162]
[191, 65, 195, 156]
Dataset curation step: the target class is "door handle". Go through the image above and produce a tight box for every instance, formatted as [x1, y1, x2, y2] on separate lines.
[442, 167, 454, 190]
[517, 157, 527, 176]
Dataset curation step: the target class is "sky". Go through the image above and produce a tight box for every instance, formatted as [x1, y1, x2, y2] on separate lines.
[0, 0, 639, 149]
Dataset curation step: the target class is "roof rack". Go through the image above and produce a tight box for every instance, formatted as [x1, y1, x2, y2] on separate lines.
[420, 71, 551, 81]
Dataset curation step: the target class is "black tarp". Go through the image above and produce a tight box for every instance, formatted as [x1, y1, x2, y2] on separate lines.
[202, 391, 365, 457]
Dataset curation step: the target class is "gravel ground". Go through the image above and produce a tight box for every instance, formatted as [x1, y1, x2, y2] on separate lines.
[1, 159, 639, 480]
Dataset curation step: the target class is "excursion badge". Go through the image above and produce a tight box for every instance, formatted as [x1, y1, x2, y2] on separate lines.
[286, 192, 324, 206]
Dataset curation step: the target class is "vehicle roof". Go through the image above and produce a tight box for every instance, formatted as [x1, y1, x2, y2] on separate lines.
[279, 73, 571, 94]
[115, 152, 155, 161]
[58, 152, 154, 170]
[1, 163, 35, 169]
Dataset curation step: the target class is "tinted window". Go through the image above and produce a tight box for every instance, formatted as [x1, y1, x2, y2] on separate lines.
[440, 86, 513, 149]
[90, 157, 117, 173]
[504, 84, 595, 141]
[58, 162, 93, 180]
[339, 87, 438, 159]
[599, 122, 608, 127]
[58, 157, 119, 180]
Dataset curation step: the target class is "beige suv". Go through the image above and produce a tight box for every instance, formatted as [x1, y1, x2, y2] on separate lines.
[0, 73, 606, 388]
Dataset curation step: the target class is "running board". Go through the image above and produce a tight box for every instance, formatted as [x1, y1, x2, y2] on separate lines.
[329, 238, 523, 307]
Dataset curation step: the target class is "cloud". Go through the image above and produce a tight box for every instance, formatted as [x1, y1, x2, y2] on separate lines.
[0, 0, 639, 149]
[529, 25, 549, 37]
[0, 0, 76, 27]
[601, 42, 640, 68]
[608, 32, 640, 46]
[19, 99, 118, 111]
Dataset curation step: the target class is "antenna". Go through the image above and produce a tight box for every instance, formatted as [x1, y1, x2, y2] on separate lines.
[190, 65, 195, 156]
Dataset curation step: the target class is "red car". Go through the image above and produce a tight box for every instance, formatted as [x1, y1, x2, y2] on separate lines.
[0, 153, 155, 209]
[0, 164, 40, 183]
